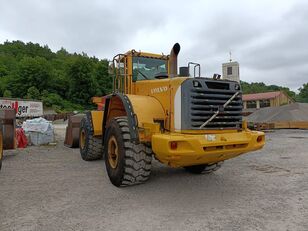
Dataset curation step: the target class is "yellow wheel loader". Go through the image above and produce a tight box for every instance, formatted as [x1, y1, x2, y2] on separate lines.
[79, 43, 265, 187]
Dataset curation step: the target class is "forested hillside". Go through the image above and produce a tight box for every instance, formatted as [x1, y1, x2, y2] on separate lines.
[0, 40, 307, 113]
[0, 40, 112, 112]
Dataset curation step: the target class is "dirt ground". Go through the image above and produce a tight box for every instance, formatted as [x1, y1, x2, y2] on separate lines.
[0, 127, 307, 231]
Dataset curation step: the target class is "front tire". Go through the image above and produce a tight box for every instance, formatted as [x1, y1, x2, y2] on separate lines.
[79, 117, 103, 161]
[184, 162, 223, 174]
[104, 116, 152, 187]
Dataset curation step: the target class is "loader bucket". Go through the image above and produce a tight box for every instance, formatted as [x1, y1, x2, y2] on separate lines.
[64, 114, 85, 148]
[0, 109, 16, 150]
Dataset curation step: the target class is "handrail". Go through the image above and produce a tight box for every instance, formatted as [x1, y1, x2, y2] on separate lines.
[188, 62, 201, 78]
[112, 54, 126, 94]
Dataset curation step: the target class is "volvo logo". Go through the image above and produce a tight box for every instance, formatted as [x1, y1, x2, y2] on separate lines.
[151, 86, 168, 94]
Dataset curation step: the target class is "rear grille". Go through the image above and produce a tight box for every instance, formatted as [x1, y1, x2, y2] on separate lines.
[181, 78, 243, 130]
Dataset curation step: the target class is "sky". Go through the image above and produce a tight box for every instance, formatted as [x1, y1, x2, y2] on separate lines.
[0, 0, 307, 91]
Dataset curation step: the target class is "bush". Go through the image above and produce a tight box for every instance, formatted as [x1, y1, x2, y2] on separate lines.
[3, 89, 12, 97]
[41, 92, 63, 107]
[26, 86, 40, 100]
[41, 91, 84, 112]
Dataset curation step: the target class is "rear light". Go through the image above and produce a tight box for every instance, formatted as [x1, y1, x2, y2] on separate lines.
[170, 141, 178, 150]
[257, 136, 263, 143]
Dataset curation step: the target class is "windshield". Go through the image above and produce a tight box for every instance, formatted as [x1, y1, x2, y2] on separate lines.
[132, 57, 167, 81]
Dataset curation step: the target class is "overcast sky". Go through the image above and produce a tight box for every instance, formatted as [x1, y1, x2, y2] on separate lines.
[0, 0, 307, 91]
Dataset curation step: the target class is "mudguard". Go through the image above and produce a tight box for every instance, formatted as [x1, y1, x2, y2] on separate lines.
[103, 93, 165, 143]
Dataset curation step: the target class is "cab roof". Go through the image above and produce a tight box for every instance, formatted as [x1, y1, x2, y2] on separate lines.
[124, 50, 169, 60]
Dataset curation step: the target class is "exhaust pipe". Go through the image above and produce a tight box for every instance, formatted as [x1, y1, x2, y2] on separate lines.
[169, 43, 181, 77]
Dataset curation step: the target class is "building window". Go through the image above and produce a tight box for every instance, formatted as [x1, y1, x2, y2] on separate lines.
[247, 100, 257, 109]
[227, 66, 232, 75]
[260, 99, 270, 108]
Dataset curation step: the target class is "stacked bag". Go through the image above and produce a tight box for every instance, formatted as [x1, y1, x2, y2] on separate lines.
[22, 118, 55, 145]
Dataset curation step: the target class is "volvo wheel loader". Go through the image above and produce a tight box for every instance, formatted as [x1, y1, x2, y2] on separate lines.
[79, 43, 265, 187]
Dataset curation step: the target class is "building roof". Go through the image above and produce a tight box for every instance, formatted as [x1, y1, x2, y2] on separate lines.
[242, 91, 282, 101]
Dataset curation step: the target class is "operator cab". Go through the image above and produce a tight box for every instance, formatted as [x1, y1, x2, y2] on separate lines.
[110, 43, 225, 95]
[132, 56, 168, 81]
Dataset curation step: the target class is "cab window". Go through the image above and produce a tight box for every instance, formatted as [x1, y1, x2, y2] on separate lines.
[132, 57, 167, 81]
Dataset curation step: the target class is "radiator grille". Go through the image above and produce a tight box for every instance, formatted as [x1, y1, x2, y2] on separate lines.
[181, 78, 243, 130]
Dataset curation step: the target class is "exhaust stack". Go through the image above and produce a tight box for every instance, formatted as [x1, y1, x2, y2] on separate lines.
[169, 43, 181, 77]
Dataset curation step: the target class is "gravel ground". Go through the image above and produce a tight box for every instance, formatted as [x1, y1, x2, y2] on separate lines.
[0, 128, 307, 231]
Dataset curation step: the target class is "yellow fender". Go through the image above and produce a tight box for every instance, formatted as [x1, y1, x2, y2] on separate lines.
[126, 94, 165, 126]
[103, 93, 165, 143]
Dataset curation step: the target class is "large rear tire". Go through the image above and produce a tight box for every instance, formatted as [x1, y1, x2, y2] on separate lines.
[79, 117, 103, 161]
[184, 162, 223, 174]
[104, 116, 152, 187]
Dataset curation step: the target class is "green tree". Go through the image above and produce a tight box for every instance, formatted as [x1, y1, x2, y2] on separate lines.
[0, 40, 55, 61]
[3, 89, 12, 97]
[94, 59, 113, 96]
[0, 40, 108, 110]
[26, 86, 40, 99]
[56, 47, 69, 57]
[297, 83, 308, 103]
[68, 56, 98, 105]
[0, 64, 8, 77]
[41, 92, 63, 107]
[8, 56, 54, 97]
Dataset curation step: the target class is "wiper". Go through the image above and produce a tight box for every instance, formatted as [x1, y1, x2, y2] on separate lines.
[137, 69, 149, 80]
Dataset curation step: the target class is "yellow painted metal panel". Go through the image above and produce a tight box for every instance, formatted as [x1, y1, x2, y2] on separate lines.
[126, 94, 165, 125]
[151, 130, 265, 167]
[92, 97, 103, 104]
[91, 111, 104, 136]
[133, 77, 187, 131]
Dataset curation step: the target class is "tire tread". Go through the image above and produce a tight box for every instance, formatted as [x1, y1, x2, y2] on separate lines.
[109, 117, 152, 186]
[80, 117, 103, 161]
